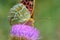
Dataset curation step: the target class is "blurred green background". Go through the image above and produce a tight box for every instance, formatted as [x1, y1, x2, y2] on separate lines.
[0, 0, 60, 40]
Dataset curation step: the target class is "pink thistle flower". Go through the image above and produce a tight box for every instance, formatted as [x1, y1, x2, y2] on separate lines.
[10, 24, 40, 40]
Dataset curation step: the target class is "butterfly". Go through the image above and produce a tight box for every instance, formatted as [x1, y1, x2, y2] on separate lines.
[8, 0, 35, 26]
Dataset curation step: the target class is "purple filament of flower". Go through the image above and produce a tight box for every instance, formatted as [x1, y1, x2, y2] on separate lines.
[10, 24, 40, 40]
